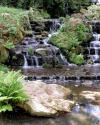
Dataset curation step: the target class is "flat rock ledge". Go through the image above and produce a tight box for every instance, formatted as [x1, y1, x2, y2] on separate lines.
[17, 81, 75, 117]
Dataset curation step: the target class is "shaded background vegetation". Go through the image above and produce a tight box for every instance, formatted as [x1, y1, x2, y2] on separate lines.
[0, 0, 91, 17]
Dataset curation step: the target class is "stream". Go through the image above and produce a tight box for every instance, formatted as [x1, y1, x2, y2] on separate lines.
[2, 18, 100, 125]
[1, 82, 100, 125]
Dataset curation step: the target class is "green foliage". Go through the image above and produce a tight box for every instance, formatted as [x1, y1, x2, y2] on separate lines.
[76, 24, 87, 41]
[1, 54, 8, 63]
[88, 25, 92, 33]
[4, 40, 15, 49]
[70, 53, 84, 65]
[88, 3, 95, 13]
[76, 23, 87, 32]
[59, 17, 65, 22]
[28, 46, 33, 56]
[40, 10, 51, 19]
[12, 56, 17, 60]
[69, 0, 91, 12]
[0, 70, 29, 112]
[67, 34, 80, 48]
[0, 0, 34, 9]
[8, 27, 16, 35]
[0, 64, 10, 72]
[60, 24, 70, 32]
[28, 12, 35, 20]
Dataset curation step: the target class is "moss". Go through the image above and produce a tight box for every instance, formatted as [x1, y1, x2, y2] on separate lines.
[55, 63, 63, 68]
[42, 63, 53, 68]
[27, 46, 33, 56]
[87, 59, 94, 64]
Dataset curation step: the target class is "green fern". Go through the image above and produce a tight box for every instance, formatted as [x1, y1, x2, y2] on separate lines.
[0, 70, 29, 112]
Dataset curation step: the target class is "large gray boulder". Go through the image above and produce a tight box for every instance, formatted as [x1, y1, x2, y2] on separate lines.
[17, 81, 75, 117]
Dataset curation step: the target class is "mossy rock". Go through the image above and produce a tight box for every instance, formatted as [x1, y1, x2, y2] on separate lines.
[42, 63, 53, 68]
[25, 31, 34, 37]
[0, 41, 9, 63]
[55, 63, 63, 68]
[87, 59, 94, 64]
[0, 30, 9, 36]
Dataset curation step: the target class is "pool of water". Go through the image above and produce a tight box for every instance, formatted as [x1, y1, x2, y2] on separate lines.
[1, 80, 100, 125]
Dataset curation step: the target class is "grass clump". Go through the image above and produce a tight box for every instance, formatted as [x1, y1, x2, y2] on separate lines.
[0, 6, 27, 26]
[0, 70, 29, 112]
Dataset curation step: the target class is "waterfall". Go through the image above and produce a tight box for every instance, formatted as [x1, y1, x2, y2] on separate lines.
[66, 3, 69, 14]
[34, 56, 39, 67]
[23, 55, 28, 67]
[88, 34, 100, 63]
[18, 19, 69, 68]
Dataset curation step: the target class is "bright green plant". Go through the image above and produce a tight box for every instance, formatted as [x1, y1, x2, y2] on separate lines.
[76, 24, 87, 41]
[0, 70, 29, 112]
[70, 53, 84, 65]
[28, 46, 33, 56]
[88, 3, 95, 13]
[8, 27, 17, 35]
[67, 34, 80, 48]
[59, 17, 65, 21]
[4, 40, 15, 49]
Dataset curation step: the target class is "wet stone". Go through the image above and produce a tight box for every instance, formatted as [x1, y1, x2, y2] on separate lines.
[90, 49, 95, 55]
[97, 76, 100, 80]
[91, 75, 97, 80]
[54, 75, 60, 80]
[83, 48, 89, 55]
[80, 76, 85, 80]
[41, 75, 49, 80]
[84, 75, 91, 80]
[71, 75, 77, 80]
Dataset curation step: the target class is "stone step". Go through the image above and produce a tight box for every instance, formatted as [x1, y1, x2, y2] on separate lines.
[24, 75, 100, 81]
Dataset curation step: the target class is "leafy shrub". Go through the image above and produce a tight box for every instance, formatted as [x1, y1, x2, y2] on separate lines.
[76, 24, 86, 32]
[28, 46, 33, 56]
[4, 40, 15, 49]
[76, 24, 87, 41]
[59, 17, 65, 21]
[70, 53, 84, 65]
[60, 24, 70, 32]
[0, 70, 29, 112]
[28, 12, 35, 20]
[8, 27, 17, 35]
[36, 16, 43, 21]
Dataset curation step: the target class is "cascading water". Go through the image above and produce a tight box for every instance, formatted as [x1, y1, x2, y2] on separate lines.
[87, 33, 100, 63]
[23, 55, 28, 67]
[21, 20, 68, 67]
